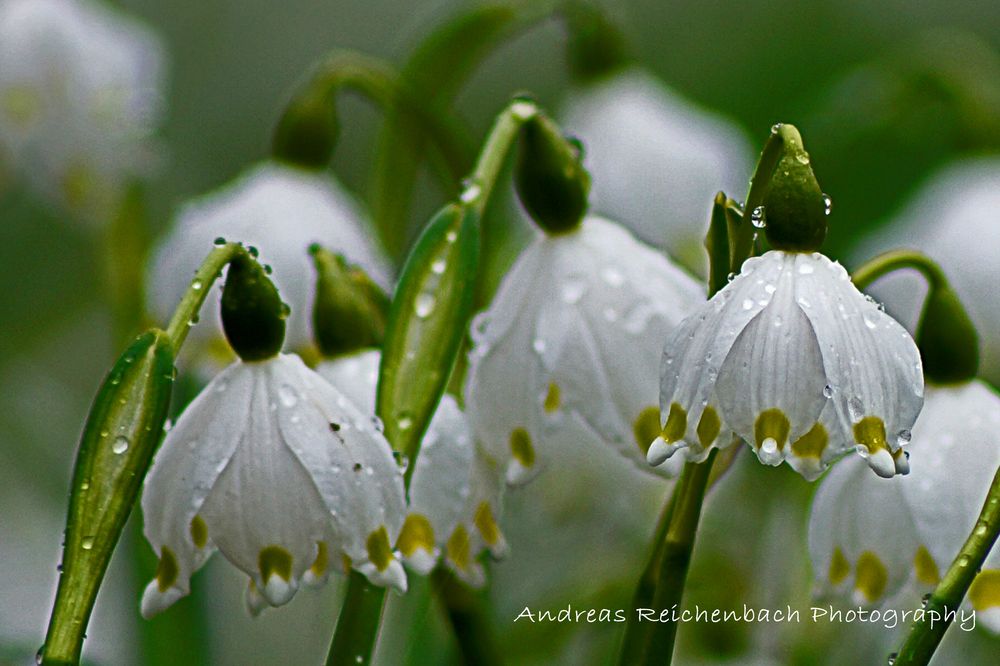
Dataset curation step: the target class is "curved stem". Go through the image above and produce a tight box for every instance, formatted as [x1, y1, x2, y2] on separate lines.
[893, 466, 1000, 666]
[851, 249, 947, 291]
[465, 99, 538, 218]
[432, 567, 503, 666]
[325, 573, 387, 666]
[730, 126, 790, 273]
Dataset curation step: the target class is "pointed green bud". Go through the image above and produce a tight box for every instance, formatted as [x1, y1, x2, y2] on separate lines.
[272, 87, 338, 170]
[759, 124, 828, 252]
[563, 0, 629, 83]
[42, 330, 175, 666]
[310, 246, 390, 357]
[221, 253, 287, 361]
[515, 111, 591, 234]
[917, 283, 980, 384]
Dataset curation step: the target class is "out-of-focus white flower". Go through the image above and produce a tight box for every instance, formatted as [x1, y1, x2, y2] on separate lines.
[140, 353, 406, 619]
[652, 250, 923, 480]
[317, 350, 507, 587]
[561, 68, 752, 274]
[856, 158, 1000, 384]
[464, 216, 704, 486]
[148, 162, 392, 354]
[0, 0, 164, 218]
[809, 380, 1000, 633]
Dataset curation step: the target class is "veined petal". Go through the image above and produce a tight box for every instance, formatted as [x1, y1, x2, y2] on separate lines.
[315, 349, 380, 415]
[716, 255, 827, 469]
[794, 253, 923, 477]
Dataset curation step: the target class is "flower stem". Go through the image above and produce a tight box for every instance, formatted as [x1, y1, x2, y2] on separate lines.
[464, 98, 538, 218]
[850, 249, 947, 291]
[325, 572, 387, 666]
[893, 466, 1000, 666]
[730, 125, 790, 273]
[431, 567, 503, 666]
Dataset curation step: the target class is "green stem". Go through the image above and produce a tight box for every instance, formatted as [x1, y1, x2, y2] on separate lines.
[325, 572, 388, 666]
[464, 99, 538, 218]
[850, 249, 947, 291]
[164, 243, 248, 355]
[431, 567, 503, 666]
[731, 125, 791, 273]
[893, 466, 1000, 666]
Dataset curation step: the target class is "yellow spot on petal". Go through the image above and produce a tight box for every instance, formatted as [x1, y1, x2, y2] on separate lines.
[914, 546, 940, 586]
[474, 502, 502, 547]
[259, 546, 293, 583]
[190, 515, 208, 549]
[969, 570, 1000, 611]
[791, 423, 828, 459]
[446, 524, 471, 572]
[754, 408, 790, 450]
[829, 547, 850, 585]
[543, 382, 561, 413]
[855, 551, 888, 602]
[366, 526, 393, 573]
[853, 416, 889, 454]
[633, 406, 661, 455]
[397, 514, 435, 557]
[662, 402, 687, 443]
[697, 405, 721, 448]
[510, 428, 535, 467]
[310, 542, 329, 578]
[341, 555, 353, 574]
[155, 546, 179, 592]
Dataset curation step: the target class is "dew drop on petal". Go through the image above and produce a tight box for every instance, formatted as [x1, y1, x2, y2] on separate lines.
[798, 262, 814, 275]
[532, 338, 546, 354]
[112, 436, 129, 454]
[278, 384, 298, 407]
[863, 312, 878, 330]
[561, 278, 586, 304]
[764, 283, 776, 295]
[896, 429, 911, 447]
[742, 299, 754, 310]
[823, 385, 834, 399]
[848, 397, 865, 421]
[600, 267, 624, 287]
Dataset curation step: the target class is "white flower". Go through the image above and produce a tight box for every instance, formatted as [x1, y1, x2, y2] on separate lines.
[808, 380, 1000, 633]
[148, 161, 392, 354]
[561, 68, 752, 274]
[652, 250, 923, 480]
[856, 158, 1000, 384]
[140, 353, 407, 618]
[0, 0, 164, 218]
[464, 216, 705, 485]
[317, 350, 507, 587]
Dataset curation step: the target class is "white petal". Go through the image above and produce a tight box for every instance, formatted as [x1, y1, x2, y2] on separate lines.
[243, 578, 266, 618]
[358, 558, 407, 594]
[140, 581, 184, 620]
[315, 350, 380, 415]
[147, 162, 392, 354]
[795, 253, 923, 476]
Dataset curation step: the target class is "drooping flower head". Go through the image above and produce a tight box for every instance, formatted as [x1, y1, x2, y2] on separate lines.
[318, 350, 506, 587]
[141, 253, 406, 618]
[809, 379, 1000, 632]
[148, 161, 392, 355]
[651, 125, 923, 479]
[0, 0, 165, 218]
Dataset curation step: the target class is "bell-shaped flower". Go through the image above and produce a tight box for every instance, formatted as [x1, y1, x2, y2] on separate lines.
[140, 353, 407, 618]
[148, 161, 392, 355]
[808, 380, 1000, 632]
[652, 250, 923, 479]
[464, 215, 705, 486]
[856, 158, 1000, 384]
[0, 0, 164, 219]
[561, 68, 752, 273]
[317, 350, 506, 587]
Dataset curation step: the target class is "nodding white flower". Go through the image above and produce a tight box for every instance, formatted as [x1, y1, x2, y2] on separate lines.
[0, 0, 165, 218]
[652, 250, 923, 480]
[140, 353, 407, 618]
[148, 162, 392, 355]
[317, 350, 507, 587]
[562, 68, 751, 274]
[857, 158, 1000, 384]
[809, 380, 1000, 632]
[464, 216, 704, 486]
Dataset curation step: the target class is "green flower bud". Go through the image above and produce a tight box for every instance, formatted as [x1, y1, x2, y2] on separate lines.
[221, 253, 288, 361]
[42, 330, 175, 666]
[310, 246, 390, 357]
[272, 88, 338, 170]
[515, 111, 591, 234]
[917, 283, 980, 384]
[760, 124, 828, 252]
[563, 0, 629, 83]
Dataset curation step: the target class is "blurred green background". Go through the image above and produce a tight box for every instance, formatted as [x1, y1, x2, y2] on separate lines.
[2, 0, 999, 664]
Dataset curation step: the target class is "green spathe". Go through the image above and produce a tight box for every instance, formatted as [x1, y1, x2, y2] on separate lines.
[311, 247, 389, 357]
[221, 254, 288, 361]
[760, 124, 828, 252]
[918, 283, 980, 384]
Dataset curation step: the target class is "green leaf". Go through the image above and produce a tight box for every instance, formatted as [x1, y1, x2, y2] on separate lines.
[376, 203, 479, 470]
[42, 330, 175, 666]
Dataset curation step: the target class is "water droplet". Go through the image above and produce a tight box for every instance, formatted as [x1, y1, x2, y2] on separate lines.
[213, 236, 226, 246]
[896, 430, 911, 447]
[414, 293, 436, 319]
[863, 312, 878, 330]
[751, 206, 766, 228]
[888, 653, 897, 666]
[330, 422, 341, 432]
[795, 153, 810, 165]
[80, 480, 90, 491]
[248, 246, 259, 258]
[36, 648, 44, 665]
[112, 436, 129, 454]
[430, 259, 446, 275]
[742, 299, 754, 310]
[764, 283, 776, 294]
[974, 524, 988, 536]
[445, 230, 458, 243]
[81, 536, 95, 550]
[397, 414, 413, 431]
[353, 463, 363, 472]
[600, 267, 624, 287]
[823, 193, 832, 216]
[798, 262, 815, 275]
[278, 384, 298, 407]
[958, 555, 970, 568]
[510, 100, 537, 120]
[533, 338, 546, 354]
[823, 385, 834, 399]
[560, 278, 586, 304]
[848, 397, 865, 421]
[191, 279, 203, 291]
[459, 182, 481, 203]
[921, 593, 931, 608]
[771, 123, 783, 134]
[355, 656, 364, 665]
[727, 272, 736, 282]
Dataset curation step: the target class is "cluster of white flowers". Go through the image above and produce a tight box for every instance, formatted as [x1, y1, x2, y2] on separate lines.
[0, 0, 165, 219]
